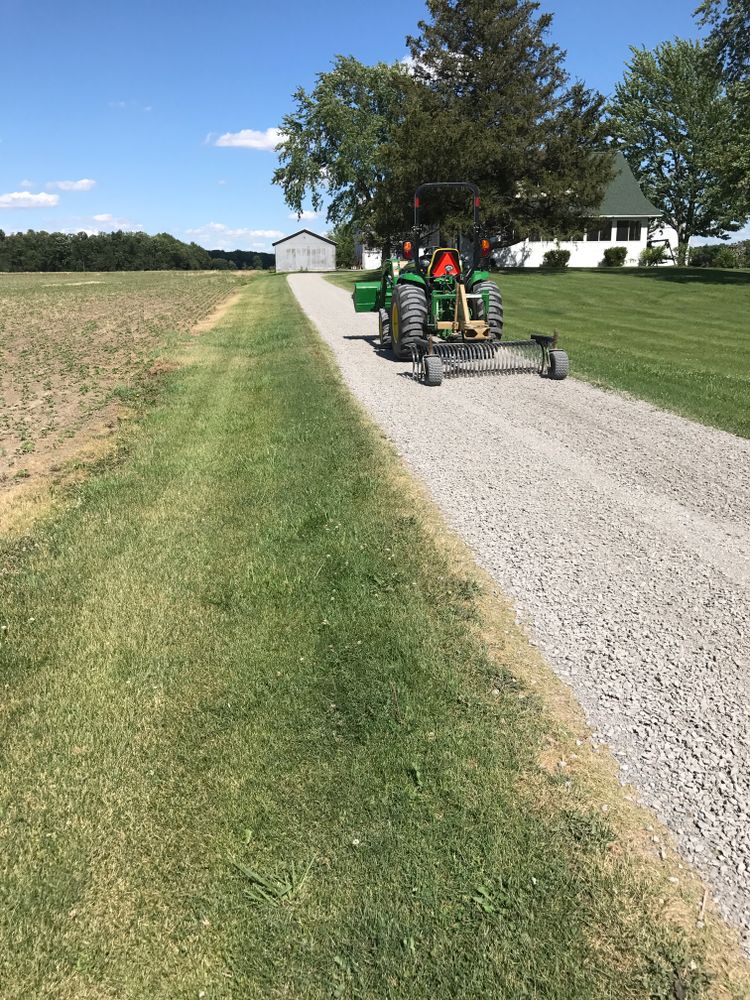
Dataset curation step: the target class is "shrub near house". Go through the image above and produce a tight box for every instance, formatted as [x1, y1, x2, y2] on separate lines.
[602, 246, 628, 267]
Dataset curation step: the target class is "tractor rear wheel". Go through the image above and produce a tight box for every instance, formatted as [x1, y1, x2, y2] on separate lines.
[391, 283, 428, 360]
[471, 280, 504, 339]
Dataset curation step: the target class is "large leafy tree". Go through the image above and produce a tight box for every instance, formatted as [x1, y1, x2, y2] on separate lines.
[272, 57, 409, 252]
[696, 1, 750, 197]
[386, 0, 613, 244]
[697, 0, 750, 82]
[326, 222, 356, 268]
[608, 38, 748, 263]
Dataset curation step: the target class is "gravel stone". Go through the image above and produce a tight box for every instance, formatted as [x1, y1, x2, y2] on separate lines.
[289, 273, 750, 947]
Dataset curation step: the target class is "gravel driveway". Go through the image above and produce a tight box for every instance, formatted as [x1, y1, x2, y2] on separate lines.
[289, 272, 750, 947]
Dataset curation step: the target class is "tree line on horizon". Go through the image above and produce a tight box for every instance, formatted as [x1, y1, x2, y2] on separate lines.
[0, 229, 274, 273]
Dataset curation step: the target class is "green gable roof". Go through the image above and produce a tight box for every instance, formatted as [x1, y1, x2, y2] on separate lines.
[598, 152, 662, 218]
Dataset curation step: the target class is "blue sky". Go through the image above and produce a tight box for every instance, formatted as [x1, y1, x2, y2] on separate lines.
[1, 0, 721, 252]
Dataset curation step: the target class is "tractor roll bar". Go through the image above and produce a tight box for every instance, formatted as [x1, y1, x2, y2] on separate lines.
[413, 182, 481, 229]
[412, 182, 483, 277]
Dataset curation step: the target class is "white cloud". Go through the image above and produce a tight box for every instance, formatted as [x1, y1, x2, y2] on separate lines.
[91, 212, 141, 229]
[288, 210, 319, 220]
[58, 227, 101, 236]
[213, 127, 283, 151]
[19, 179, 35, 189]
[398, 53, 434, 78]
[47, 178, 96, 192]
[108, 100, 151, 112]
[0, 191, 59, 209]
[184, 221, 285, 250]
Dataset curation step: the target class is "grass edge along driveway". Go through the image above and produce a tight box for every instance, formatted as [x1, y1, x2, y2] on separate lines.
[0, 273, 746, 999]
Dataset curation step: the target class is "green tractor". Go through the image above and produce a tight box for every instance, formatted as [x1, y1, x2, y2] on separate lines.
[353, 182, 569, 387]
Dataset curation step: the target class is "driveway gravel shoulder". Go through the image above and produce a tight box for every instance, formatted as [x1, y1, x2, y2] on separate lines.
[289, 271, 750, 949]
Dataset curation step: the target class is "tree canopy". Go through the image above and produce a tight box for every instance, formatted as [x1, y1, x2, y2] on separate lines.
[697, 0, 750, 201]
[273, 1, 613, 255]
[697, 0, 750, 83]
[607, 38, 749, 262]
[391, 0, 612, 243]
[273, 56, 409, 250]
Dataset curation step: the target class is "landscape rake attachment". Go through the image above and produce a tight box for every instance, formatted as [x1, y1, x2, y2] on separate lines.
[410, 335, 568, 384]
[353, 182, 569, 387]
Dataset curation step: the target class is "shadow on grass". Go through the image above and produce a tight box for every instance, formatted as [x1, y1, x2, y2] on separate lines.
[496, 266, 750, 285]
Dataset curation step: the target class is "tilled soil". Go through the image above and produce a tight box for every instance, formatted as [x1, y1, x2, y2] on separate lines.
[0, 271, 238, 493]
[289, 272, 750, 948]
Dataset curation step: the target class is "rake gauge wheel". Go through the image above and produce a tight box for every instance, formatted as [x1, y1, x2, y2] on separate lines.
[423, 355, 443, 387]
[548, 349, 569, 380]
[390, 283, 428, 360]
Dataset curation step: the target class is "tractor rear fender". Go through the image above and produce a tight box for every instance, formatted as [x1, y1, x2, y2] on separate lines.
[468, 270, 491, 287]
[395, 272, 428, 290]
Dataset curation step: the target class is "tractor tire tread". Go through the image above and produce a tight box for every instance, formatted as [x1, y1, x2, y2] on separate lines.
[471, 280, 504, 339]
[423, 355, 443, 387]
[378, 308, 392, 347]
[548, 349, 569, 381]
[391, 283, 428, 360]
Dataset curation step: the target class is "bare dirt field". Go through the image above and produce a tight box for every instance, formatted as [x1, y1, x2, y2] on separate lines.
[0, 271, 239, 501]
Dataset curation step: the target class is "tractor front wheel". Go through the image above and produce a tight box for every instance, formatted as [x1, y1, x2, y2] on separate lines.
[391, 283, 428, 360]
[471, 280, 504, 340]
[378, 308, 391, 348]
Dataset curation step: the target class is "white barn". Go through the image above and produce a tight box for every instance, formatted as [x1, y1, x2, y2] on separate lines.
[273, 229, 336, 273]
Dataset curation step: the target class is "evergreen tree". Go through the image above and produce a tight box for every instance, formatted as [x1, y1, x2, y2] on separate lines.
[386, 0, 613, 243]
[327, 223, 356, 268]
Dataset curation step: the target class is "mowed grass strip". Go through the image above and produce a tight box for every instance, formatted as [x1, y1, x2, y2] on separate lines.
[0, 274, 720, 998]
[329, 267, 750, 437]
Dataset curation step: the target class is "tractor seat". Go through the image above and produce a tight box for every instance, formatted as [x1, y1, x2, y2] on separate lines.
[426, 248, 462, 278]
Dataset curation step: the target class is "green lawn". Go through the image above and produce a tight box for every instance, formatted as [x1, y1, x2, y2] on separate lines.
[330, 267, 750, 437]
[0, 275, 740, 998]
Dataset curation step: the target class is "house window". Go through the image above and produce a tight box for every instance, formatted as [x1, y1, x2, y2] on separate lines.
[586, 220, 612, 241]
[616, 220, 642, 241]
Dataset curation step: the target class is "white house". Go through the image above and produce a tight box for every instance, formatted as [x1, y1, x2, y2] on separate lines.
[495, 153, 666, 267]
[273, 229, 336, 272]
[355, 153, 671, 269]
